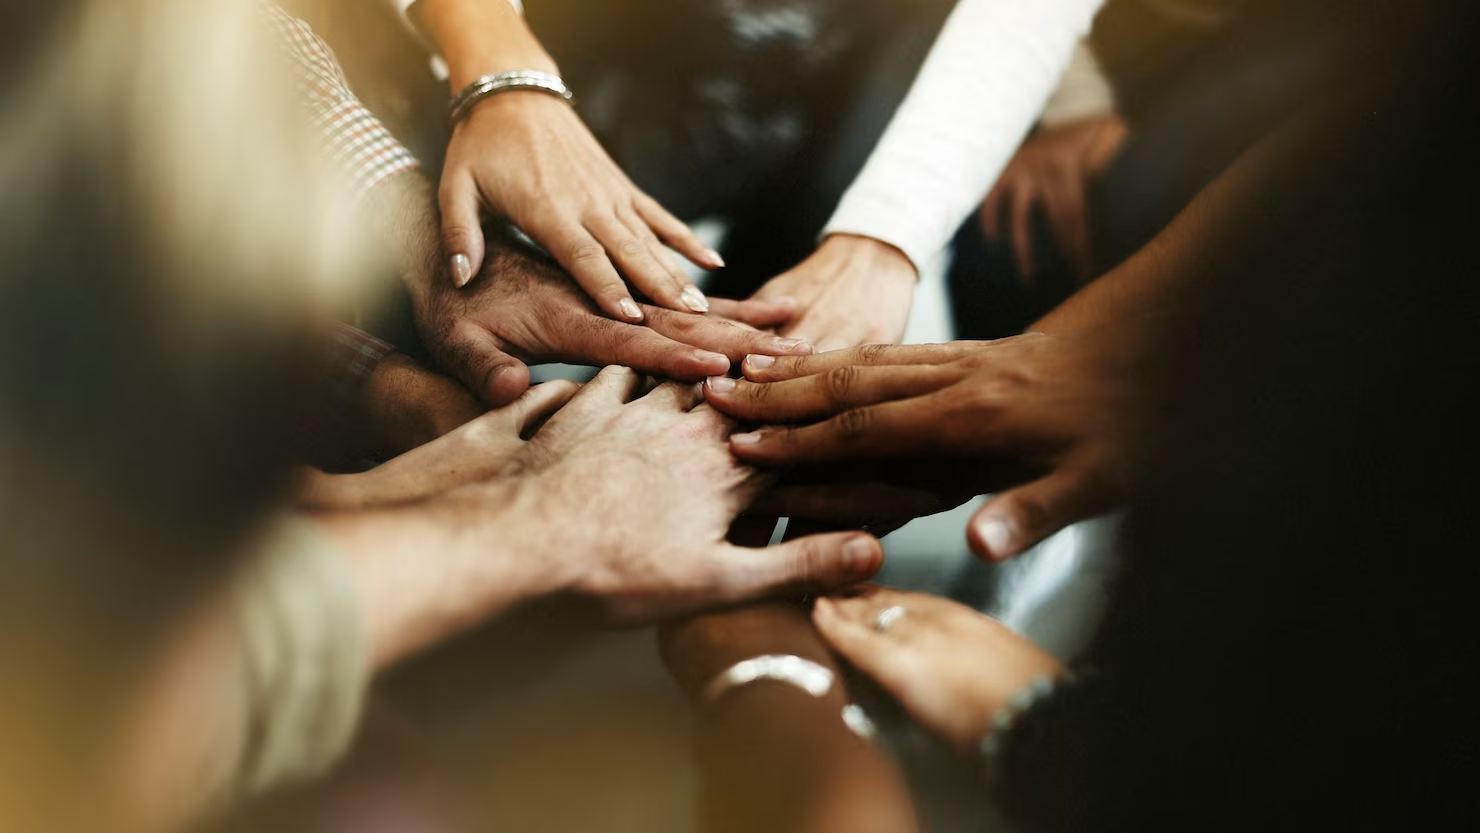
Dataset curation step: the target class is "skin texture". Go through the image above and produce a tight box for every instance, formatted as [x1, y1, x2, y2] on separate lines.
[813, 586, 1062, 756]
[750, 234, 920, 352]
[412, 226, 812, 405]
[372, 171, 809, 407]
[705, 334, 1165, 561]
[659, 603, 920, 833]
[357, 352, 489, 457]
[297, 380, 578, 510]
[315, 366, 887, 670]
[982, 115, 1130, 282]
[414, 0, 721, 318]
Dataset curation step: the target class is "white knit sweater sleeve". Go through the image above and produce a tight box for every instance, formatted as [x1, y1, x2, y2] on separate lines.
[823, 0, 1105, 270]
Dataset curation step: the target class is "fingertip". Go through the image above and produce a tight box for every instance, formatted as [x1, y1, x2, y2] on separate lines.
[742, 353, 777, 377]
[681, 285, 711, 314]
[484, 363, 532, 407]
[704, 376, 736, 395]
[730, 431, 764, 448]
[451, 254, 473, 288]
[692, 349, 730, 377]
[842, 535, 884, 578]
[618, 298, 645, 322]
[967, 512, 1021, 563]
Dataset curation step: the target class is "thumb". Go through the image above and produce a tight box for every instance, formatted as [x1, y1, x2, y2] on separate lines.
[967, 468, 1110, 562]
[717, 533, 883, 603]
[439, 175, 486, 288]
[448, 327, 532, 407]
[505, 380, 580, 435]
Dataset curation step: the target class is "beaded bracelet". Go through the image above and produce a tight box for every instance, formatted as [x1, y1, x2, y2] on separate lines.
[979, 674, 1070, 760]
[447, 70, 574, 128]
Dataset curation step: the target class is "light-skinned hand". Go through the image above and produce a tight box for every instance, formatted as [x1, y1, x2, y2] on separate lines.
[441, 93, 724, 320]
[749, 234, 918, 352]
[413, 225, 811, 406]
[813, 586, 1061, 755]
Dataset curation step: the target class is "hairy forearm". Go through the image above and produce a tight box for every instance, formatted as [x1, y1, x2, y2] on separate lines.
[662, 604, 918, 833]
[410, 0, 557, 87]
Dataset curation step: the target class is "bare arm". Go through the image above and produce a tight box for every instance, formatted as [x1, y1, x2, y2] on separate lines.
[661, 604, 919, 833]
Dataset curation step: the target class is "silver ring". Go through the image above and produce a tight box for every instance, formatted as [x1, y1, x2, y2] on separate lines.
[873, 605, 907, 633]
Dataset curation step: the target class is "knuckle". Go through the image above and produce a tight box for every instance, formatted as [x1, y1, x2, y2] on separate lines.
[617, 238, 645, 260]
[831, 406, 874, 440]
[567, 242, 607, 266]
[857, 344, 891, 365]
[742, 379, 773, 407]
[821, 365, 860, 403]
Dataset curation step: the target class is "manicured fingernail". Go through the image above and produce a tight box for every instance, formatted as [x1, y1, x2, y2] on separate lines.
[682, 285, 710, 313]
[451, 254, 472, 288]
[976, 516, 1015, 560]
[745, 354, 776, 370]
[731, 431, 764, 446]
[619, 299, 644, 321]
[775, 338, 811, 355]
[704, 248, 726, 268]
[705, 376, 736, 394]
[843, 537, 878, 572]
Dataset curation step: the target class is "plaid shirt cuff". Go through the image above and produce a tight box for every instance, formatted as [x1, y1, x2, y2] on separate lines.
[323, 323, 395, 418]
[262, 3, 421, 199]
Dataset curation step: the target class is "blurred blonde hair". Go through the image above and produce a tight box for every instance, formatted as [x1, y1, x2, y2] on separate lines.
[0, 1, 369, 830]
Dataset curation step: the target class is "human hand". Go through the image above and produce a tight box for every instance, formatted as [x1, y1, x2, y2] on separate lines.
[751, 234, 918, 352]
[982, 115, 1129, 282]
[750, 460, 982, 539]
[413, 225, 812, 405]
[813, 586, 1061, 755]
[504, 366, 884, 624]
[704, 334, 1164, 560]
[297, 380, 578, 511]
[358, 352, 488, 458]
[441, 92, 724, 319]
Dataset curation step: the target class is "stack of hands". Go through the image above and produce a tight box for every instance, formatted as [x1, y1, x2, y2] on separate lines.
[302, 5, 1164, 823]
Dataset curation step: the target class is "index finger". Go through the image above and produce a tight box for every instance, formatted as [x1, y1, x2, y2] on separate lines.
[564, 316, 733, 380]
[703, 363, 956, 423]
[740, 343, 971, 382]
[729, 394, 955, 466]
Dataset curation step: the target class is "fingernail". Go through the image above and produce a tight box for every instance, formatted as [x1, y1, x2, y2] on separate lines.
[813, 597, 835, 617]
[682, 285, 710, 313]
[745, 354, 776, 370]
[843, 537, 878, 572]
[976, 516, 1016, 560]
[775, 338, 811, 356]
[731, 431, 763, 446]
[619, 299, 644, 321]
[694, 350, 729, 368]
[705, 376, 736, 394]
[704, 248, 727, 269]
[451, 254, 472, 288]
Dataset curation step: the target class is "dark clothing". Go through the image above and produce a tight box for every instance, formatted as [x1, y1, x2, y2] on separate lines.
[990, 7, 1480, 830]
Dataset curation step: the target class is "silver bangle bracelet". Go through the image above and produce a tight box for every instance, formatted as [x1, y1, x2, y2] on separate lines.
[702, 654, 835, 704]
[702, 655, 880, 743]
[447, 70, 574, 128]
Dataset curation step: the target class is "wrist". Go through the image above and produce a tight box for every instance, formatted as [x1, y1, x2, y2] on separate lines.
[310, 477, 552, 670]
[819, 234, 919, 283]
[413, 0, 558, 89]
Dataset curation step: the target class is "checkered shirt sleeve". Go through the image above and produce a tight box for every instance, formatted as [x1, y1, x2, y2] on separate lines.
[261, 3, 421, 199]
[323, 323, 397, 415]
